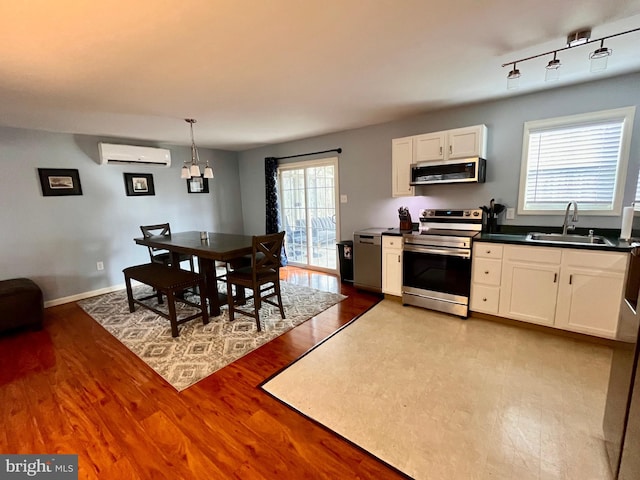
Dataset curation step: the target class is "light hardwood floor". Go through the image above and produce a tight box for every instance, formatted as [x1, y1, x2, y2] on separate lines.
[0, 267, 406, 479]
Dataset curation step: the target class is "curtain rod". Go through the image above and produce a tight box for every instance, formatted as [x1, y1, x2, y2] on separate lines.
[267, 148, 342, 161]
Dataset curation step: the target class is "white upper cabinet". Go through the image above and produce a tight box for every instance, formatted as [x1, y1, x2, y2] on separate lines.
[392, 136, 415, 197]
[415, 125, 487, 162]
[415, 131, 446, 162]
[449, 125, 487, 159]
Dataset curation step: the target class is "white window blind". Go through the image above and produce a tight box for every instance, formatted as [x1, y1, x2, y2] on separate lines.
[519, 107, 635, 215]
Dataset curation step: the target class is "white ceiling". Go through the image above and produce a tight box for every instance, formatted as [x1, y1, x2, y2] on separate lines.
[1, 0, 639, 151]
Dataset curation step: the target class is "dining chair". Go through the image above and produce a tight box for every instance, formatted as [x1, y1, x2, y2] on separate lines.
[225, 231, 286, 331]
[139, 223, 195, 272]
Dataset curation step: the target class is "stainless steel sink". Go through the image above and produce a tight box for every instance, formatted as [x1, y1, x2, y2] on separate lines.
[526, 232, 614, 246]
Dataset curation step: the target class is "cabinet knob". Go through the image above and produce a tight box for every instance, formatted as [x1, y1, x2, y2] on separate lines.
[482, 298, 487, 302]
[486, 250, 491, 254]
[484, 270, 489, 274]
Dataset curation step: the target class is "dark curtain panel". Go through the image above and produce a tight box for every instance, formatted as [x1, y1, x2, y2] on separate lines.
[265, 157, 287, 265]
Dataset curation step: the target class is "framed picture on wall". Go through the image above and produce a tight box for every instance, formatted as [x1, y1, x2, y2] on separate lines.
[187, 175, 209, 194]
[124, 173, 155, 196]
[38, 168, 83, 196]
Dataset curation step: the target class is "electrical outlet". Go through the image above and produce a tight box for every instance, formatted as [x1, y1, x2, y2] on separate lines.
[506, 208, 515, 220]
[96, 261, 104, 271]
[340, 194, 348, 203]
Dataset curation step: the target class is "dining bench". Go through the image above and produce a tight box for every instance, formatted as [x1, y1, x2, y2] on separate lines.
[123, 263, 209, 337]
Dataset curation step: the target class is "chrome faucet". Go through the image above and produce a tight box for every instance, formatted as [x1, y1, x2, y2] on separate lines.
[562, 201, 579, 235]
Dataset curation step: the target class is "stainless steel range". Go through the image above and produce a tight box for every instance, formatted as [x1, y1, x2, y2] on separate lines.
[402, 208, 482, 317]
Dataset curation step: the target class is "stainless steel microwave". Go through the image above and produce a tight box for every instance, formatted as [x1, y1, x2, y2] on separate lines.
[410, 157, 486, 186]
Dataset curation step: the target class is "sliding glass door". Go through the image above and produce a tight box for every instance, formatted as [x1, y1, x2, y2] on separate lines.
[278, 157, 339, 272]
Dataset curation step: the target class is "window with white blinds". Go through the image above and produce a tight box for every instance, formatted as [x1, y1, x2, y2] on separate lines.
[518, 107, 635, 215]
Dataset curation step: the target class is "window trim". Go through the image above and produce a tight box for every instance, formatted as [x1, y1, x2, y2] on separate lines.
[517, 106, 636, 216]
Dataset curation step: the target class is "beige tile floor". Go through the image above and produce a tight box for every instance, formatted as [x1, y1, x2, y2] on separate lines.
[263, 300, 614, 480]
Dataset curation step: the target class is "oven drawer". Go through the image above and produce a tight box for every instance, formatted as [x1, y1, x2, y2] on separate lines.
[473, 258, 502, 285]
[473, 242, 503, 259]
[471, 284, 500, 314]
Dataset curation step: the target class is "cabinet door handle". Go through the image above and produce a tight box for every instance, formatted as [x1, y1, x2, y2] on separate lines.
[397, 255, 400, 263]
[553, 273, 557, 283]
[569, 274, 572, 285]
[439, 146, 442, 155]
[449, 145, 452, 154]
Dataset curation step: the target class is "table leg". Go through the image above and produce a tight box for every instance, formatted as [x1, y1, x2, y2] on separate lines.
[198, 257, 222, 317]
[170, 251, 181, 268]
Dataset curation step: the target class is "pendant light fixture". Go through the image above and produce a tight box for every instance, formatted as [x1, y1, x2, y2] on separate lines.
[181, 119, 214, 180]
[502, 26, 639, 88]
[589, 39, 613, 72]
[507, 63, 521, 90]
[545, 51, 561, 82]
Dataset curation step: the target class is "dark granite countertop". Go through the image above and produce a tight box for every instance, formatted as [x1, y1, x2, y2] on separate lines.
[382, 224, 634, 252]
[381, 228, 410, 237]
[476, 231, 633, 252]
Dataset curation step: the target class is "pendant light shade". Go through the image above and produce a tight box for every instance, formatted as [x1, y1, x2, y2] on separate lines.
[203, 166, 214, 178]
[507, 63, 520, 89]
[181, 165, 191, 179]
[545, 52, 561, 82]
[590, 39, 612, 72]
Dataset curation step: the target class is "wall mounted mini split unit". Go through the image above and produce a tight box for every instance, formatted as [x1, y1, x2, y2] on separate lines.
[98, 142, 171, 167]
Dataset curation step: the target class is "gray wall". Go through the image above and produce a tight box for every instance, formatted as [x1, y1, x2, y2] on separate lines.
[238, 72, 640, 239]
[3, 72, 639, 303]
[0, 127, 243, 302]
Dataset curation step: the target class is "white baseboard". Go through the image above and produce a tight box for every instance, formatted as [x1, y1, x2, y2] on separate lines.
[44, 283, 128, 308]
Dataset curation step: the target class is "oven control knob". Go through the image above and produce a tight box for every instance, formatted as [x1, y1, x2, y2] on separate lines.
[473, 211, 479, 216]
[464, 211, 470, 216]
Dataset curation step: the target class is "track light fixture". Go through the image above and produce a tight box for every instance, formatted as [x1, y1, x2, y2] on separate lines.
[502, 26, 639, 88]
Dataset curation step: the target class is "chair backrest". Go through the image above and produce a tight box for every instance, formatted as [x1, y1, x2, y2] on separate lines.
[140, 223, 172, 259]
[252, 231, 285, 277]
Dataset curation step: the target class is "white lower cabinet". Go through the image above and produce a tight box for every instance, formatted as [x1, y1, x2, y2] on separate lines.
[471, 242, 628, 339]
[382, 236, 403, 296]
[554, 249, 628, 338]
[499, 245, 561, 326]
[470, 243, 503, 314]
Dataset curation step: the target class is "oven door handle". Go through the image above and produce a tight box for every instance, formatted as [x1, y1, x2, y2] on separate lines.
[404, 244, 471, 259]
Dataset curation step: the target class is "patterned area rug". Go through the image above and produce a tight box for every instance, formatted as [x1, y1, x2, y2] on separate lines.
[78, 283, 346, 391]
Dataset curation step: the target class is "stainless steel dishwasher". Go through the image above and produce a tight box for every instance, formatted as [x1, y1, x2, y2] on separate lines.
[353, 228, 387, 292]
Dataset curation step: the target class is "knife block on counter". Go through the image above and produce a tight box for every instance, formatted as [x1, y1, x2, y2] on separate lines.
[399, 214, 413, 232]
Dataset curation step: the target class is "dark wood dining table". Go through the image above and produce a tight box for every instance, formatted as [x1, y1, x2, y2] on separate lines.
[134, 231, 253, 316]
